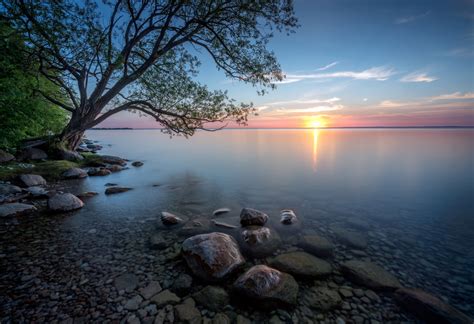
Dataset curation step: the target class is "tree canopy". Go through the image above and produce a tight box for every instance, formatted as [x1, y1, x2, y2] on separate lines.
[1, 0, 298, 149]
[0, 21, 68, 150]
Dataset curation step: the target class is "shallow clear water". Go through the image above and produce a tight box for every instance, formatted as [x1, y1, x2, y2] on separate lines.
[2, 128, 473, 322]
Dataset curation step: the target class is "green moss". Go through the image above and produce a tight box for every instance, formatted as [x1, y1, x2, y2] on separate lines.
[0, 160, 79, 181]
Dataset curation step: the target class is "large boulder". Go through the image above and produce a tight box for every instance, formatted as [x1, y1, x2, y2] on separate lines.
[17, 174, 47, 187]
[0, 203, 36, 217]
[340, 260, 401, 291]
[88, 167, 111, 176]
[240, 208, 269, 227]
[269, 251, 332, 278]
[62, 167, 88, 179]
[17, 147, 47, 161]
[332, 227, 368, 249]
[182, 232, 245, 281]
[48, 193, 84, 212]
[298, 235, 334, 258]
[239, 226, 281, 257]
[394, 288, 472, 324]
[0, 149, 15, 163]
[99, 155, 127, 166]
[233, 265, 298, 308]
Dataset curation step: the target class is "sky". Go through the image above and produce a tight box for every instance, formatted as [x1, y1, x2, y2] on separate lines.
[100, 0, 474, 128]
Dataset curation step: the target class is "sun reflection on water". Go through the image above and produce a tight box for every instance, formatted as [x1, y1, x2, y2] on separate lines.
[312, 128, 319, 172]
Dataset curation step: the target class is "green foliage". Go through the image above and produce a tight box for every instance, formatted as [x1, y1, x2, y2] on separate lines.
[0, 22, 68, 150]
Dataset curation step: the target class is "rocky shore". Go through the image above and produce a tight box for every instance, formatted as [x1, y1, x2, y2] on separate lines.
[0, 139, 473, 324]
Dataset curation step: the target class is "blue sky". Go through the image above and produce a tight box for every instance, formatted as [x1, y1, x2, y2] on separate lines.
[102, 0, 474, 128]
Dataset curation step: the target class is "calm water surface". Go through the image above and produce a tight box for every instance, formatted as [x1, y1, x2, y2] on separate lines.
[69, 129, 474, 317]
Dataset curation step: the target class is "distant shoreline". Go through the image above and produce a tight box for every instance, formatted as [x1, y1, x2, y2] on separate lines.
[91, 126, 474, 130]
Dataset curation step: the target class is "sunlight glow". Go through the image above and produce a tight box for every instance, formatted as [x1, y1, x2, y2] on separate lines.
[304, 116, 327, 128]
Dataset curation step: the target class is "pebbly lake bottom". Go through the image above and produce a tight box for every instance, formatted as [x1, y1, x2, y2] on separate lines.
[1, 129, 473, 323]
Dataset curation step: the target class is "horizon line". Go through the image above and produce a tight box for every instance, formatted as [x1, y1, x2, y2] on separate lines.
[91, 125, 474, 130]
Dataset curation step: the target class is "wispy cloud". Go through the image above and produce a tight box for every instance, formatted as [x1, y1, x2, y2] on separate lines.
[282, 66, 396, 84]
[256, 97, 343, 116]
[316, 61, 339, 71]
[430, 91, 474, 100]
[444, 47, 474, 57]
[400, 71, 438, 83]
[395, 11, 430, 24]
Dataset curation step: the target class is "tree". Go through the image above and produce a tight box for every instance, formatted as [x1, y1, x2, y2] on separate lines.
[1, 0, 298, 150]
[0, 21, 68, 150]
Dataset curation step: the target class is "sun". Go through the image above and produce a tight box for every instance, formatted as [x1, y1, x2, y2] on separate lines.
[304, 116, 327, 128]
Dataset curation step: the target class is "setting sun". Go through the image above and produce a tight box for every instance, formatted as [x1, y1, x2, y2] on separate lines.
[304, 116, 327, 128]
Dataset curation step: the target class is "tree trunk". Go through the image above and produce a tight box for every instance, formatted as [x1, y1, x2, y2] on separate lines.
[58, 112, 87, 151]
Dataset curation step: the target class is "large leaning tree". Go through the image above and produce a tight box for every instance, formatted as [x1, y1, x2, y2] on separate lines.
[0, 0, 297, 151]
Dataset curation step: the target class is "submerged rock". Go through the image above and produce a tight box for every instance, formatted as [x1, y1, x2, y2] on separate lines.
[0, 149, 15, 163]
[341, 260, 401, 291]
[76, 191, 98, 198]
[161, 211, 184, 225]
[17, 147, 47, 161]
[114, 273, 139, 292]
[17, 174, 47, 187]
[193, 286, 229, 311]
[240, 208, 269, 227]
[106, 164, 124, 172]
[131, 161, 144, 167]
[213, 208, 231, 216]
[48, 193, 84, 212]
[394, 288, 472, 324]
[62, 167, 88, 179]
[307, 287, 342, 311]
[174, 298, 201, 324]
[99, 155, 127, 166]
[239, 226, 281, 257]
[150, 289, 181, 307]
[179, 218, 210, 235]
[87, 167, 111, 176]
[172, 274, 193, 295]
[233, 265, 298, 308]
[280, 209, 297, 224]
[105, 187, 132, 195]
[182, 232, 245, 281]
[139, 281, 162, 300]
[332, 227, 368, 249]
[298, 235, 334, 258]
[0, 203, 36, 217]
[149, 233, 168, 250]
[212, 220, 237, 229]
[268, 251, 332, 278]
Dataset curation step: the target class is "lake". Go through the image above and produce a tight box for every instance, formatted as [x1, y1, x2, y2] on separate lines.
[1, 128, 473, 322]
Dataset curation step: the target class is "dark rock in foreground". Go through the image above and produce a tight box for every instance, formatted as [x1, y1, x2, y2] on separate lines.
[0, 203, 36, 217]
[0, 149, 15, 163]
[341, 260, 401, 291]
[0, 183, 22, 197]
[395, 288, 472, 324]
[240, 208, 269, 227]
[182, 232, 245, 281]
[114, 273, 139, 292]
[48, 193, 84, 212]
[105, 187, 132, 195]
[62, 167, 88, 179]
[193, 285, 229, 311]
[269, 251, 332, 278]
[233, 265, 298, 308]
[298, 235, 334, 258]
[306, 287, 342, 311]
[17, 174, 47, 187]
